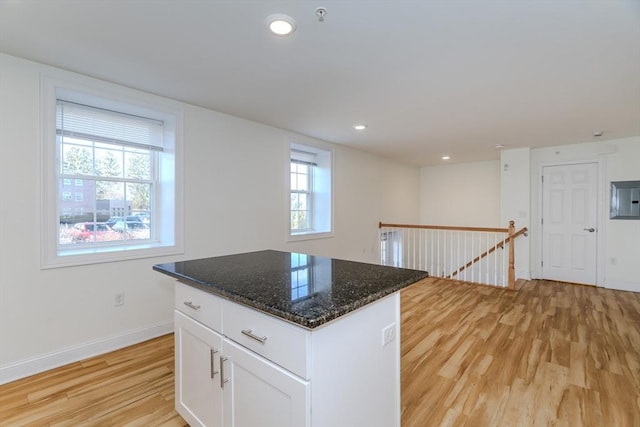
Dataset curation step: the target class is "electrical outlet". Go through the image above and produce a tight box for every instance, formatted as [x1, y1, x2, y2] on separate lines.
[382, 323, 396, 346]
[114, 292, 125, 307]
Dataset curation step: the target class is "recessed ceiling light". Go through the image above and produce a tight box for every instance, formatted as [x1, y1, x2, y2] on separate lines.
[592, 130, 604, 137]
[442, 155, 450, 160]
[353, 124, 367, 131]
[266, 14, 296, 36]
[495, 144, 505, 149]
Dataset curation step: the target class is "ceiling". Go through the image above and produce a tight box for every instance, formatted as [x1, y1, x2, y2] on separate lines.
[0, 0, 638, 166]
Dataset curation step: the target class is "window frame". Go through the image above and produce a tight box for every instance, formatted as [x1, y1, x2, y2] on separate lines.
[40, 73, 184, 268]
[290, 160, 313, 233]
[287, 141, 334, 241]
[290, 252, 312, 301]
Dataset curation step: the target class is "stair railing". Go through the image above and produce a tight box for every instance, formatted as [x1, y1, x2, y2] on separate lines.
[379, 221, 528, 290]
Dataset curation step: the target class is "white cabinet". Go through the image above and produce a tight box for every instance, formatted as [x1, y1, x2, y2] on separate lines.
[175, 311, 223, 427]
[174, 282, 309, 427]
[222, 298, 310, 379]
[174, 281, 401, 427]
[222, 339, 310, 427]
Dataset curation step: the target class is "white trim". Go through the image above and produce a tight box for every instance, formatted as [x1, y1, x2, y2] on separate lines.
[0, 321, 173, 385]
[535, 159, 606, 286]
[288, 230, 335, 242]
[40, 72, 184, 269]
[286, 139, 334, 242]
[516, 269, 532, 281]
[604, 279, 640, 293]
[392, 292, 401, 427]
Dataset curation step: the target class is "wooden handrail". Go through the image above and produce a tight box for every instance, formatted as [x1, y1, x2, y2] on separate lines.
[447, 223, 528, 290]
[380, 220, 527, 290]
[379, 222, 508, 233]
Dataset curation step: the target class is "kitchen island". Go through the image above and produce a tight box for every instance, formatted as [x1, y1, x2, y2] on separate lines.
[154, 250, 428, 427]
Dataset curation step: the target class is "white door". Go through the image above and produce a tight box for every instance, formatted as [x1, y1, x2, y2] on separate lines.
[222, 339, 310, 427]
[541, 163, 598, 285]
[175, 311, 224, 427]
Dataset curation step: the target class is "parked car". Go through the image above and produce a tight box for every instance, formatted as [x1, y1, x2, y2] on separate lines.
[106, 216, 145, 227]
[132, 212, 150, 223]
[109, 219, 150, 239]
[71, 222, 116, 242]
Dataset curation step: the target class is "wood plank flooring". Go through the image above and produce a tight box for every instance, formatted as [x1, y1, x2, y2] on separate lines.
[401, 278, 640, 427]
[1, 278, 639, 426]
[0, 334, 185, 427]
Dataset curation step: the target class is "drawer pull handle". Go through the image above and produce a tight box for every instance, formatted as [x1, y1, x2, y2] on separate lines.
[210, 348, 219, 379]
[183, 301, 201, 310]
[241, 329, 268, 344]
[220, 356, 229, 388]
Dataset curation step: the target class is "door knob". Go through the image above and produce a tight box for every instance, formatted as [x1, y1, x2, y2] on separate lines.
[584, 228, 595, 232]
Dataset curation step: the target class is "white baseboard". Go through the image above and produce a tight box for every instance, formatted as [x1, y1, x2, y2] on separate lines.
[604, 280, 640, 293]
[516, 270, 532, 280]
[0, 321, 174, 385]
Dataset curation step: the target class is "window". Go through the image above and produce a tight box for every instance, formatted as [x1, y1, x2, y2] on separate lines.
[41, 75, 183, 268]
[56, 99, 157, 245]
[380, 230, 403, 267]
[288, 142, 332, 240]
[290, 161, 311, 231]
[290, 252, 311, 300]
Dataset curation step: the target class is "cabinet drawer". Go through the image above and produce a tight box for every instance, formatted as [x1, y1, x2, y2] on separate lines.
[175, 282, 222, 333]
[223, 300, 310, 379]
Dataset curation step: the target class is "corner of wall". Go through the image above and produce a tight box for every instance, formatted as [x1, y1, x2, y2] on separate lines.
[0, 321, 173, 385]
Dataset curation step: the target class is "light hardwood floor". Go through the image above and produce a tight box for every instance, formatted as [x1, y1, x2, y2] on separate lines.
[401, 278, 640, 427]
[0, 334, 185, 427]
[1, 278, 639, 426]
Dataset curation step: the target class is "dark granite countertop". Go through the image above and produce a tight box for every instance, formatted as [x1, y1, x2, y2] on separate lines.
[153, 250, 428, 329]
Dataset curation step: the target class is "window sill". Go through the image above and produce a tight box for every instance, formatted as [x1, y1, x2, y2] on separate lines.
[42, 242, 183, 269]
[287, 230, 334, 242]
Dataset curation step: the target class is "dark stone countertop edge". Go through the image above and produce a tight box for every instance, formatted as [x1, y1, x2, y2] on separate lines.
[153, 265, 428, 330]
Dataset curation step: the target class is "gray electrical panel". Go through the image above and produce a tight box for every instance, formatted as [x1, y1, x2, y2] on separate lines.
[610, 181, 640, 219]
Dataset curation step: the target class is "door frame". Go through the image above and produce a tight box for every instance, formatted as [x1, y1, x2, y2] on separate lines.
[535, 159, 607, 286]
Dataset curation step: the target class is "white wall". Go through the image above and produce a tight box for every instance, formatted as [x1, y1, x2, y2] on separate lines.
[529, 137, 640, 292]
[0, 53, 420, 382]
[421, 139, 640, 290]
[500, 148, 531, 279]
[605, 138, 640, 292]
[419, 160, 501, 227]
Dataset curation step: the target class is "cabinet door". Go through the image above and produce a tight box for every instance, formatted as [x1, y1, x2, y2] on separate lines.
[175, 310, 223, 427]
[222, 339, 310, 427]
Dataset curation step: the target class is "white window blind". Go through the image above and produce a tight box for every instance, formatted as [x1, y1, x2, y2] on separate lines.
[56, 100, 164, 151]
[291, 149, 317, 165]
